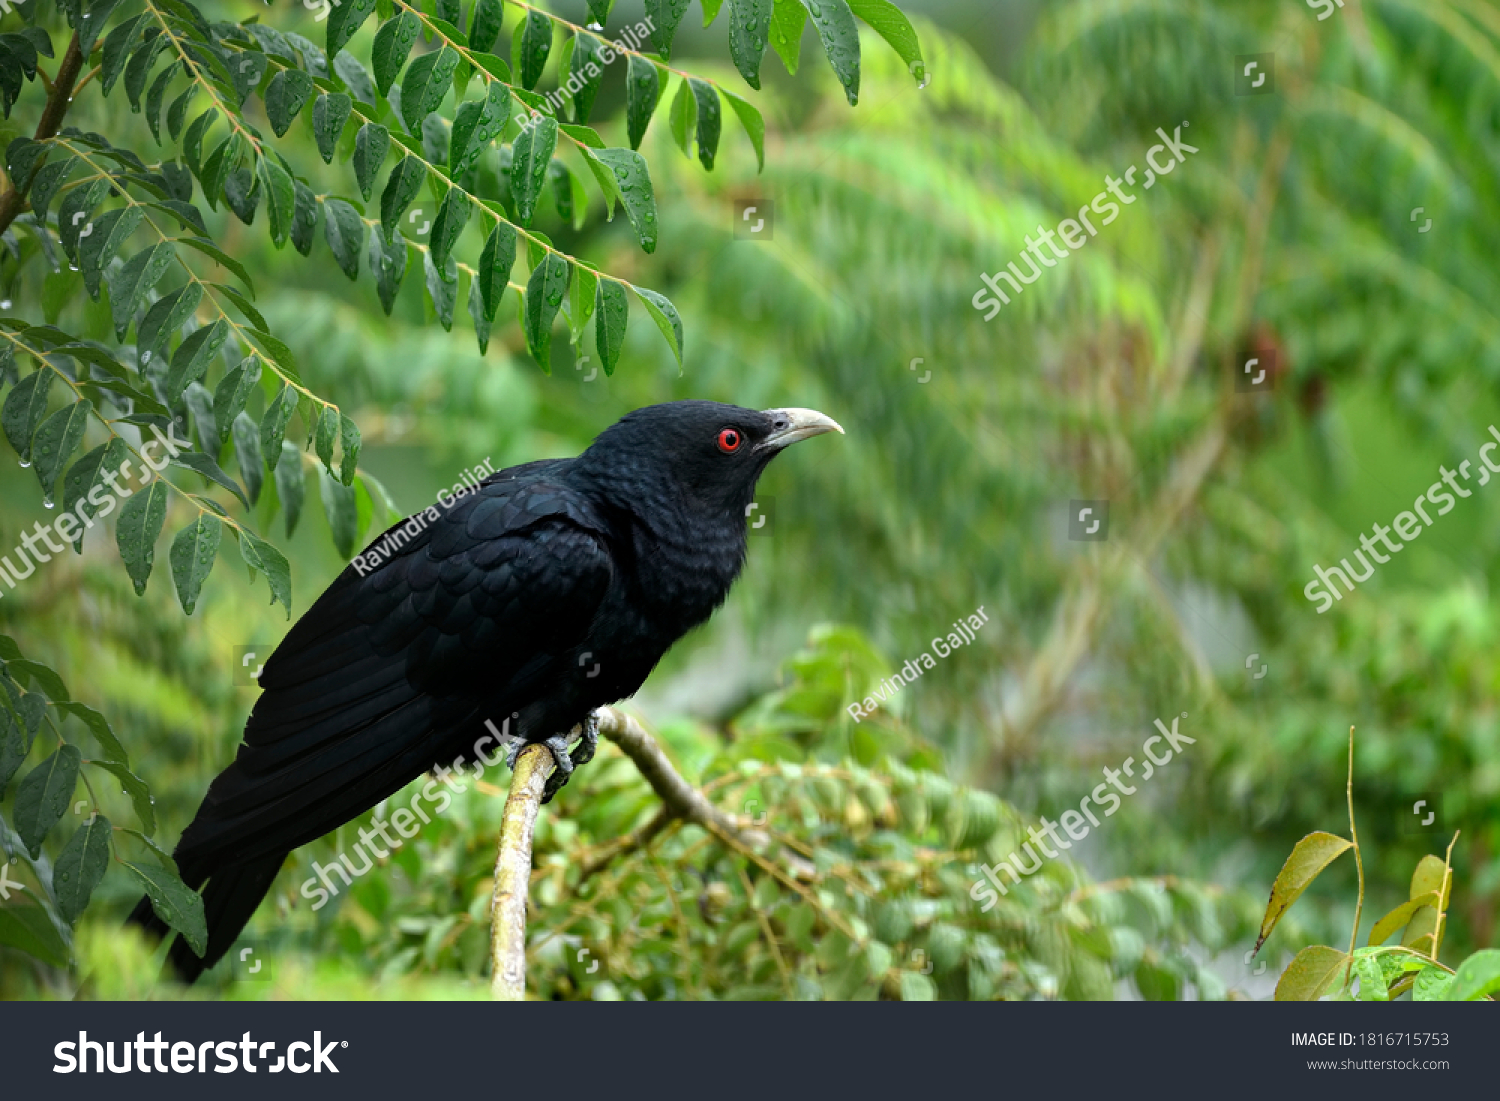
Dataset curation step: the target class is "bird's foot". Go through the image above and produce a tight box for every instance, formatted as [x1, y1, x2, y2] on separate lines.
[536, 710, 602, 804]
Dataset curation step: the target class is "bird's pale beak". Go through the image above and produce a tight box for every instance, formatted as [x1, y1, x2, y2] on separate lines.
[758, 408, 845, 451]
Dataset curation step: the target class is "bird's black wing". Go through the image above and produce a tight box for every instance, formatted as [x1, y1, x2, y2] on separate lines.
[174, 468, 615, 870]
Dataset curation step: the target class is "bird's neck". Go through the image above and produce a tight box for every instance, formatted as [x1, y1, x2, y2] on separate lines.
[573, 466, 753, 631]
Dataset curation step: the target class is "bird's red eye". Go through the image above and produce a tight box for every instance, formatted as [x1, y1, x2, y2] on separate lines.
[717, 428, 742, 453]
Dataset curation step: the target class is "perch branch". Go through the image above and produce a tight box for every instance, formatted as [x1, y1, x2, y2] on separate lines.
[489, 742, 554, 1001]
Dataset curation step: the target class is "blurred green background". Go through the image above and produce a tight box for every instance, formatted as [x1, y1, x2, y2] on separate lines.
[2, 0, 1498, 999]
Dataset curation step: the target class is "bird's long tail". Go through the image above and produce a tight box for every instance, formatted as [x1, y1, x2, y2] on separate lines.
[125, 852, 287, 984]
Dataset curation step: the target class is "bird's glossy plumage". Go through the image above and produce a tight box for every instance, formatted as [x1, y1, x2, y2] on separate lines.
[127, 400, 842, 981]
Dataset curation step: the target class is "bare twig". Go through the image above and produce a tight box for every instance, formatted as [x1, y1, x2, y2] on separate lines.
[1344, 726, 1364, 993]
[490, 742, 554, 1001]
[594, 708, 761, 843]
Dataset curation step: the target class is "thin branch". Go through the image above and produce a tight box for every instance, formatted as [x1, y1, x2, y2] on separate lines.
[0, 33, 85, 236]
[489, 742, 553, 1000]
[1344, 726, 1364, 993]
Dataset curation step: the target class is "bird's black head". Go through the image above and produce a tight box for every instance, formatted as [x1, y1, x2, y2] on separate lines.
[570, 400, 844, 527]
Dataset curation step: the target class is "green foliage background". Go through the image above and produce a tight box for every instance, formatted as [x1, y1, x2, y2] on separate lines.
[0, 0, 1496, 999]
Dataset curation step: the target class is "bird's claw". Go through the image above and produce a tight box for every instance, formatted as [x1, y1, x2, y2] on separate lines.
[537, 710, 601, 804]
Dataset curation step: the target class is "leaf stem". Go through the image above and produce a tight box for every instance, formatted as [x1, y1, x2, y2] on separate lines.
[0, 32, 86, 237]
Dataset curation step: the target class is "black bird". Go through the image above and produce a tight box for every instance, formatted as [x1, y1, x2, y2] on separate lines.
[128, 401, 843, 982]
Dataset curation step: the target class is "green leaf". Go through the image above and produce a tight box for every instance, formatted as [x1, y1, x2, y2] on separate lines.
[450, 80, 510, 176]
[108, 243, 175, 339]
[238, 528, 292, 615]
[524, 253, 569, 370]
[145, 60, 179, 144]
[567, 261, 597, 346]
[0, 707, 33, 796]
[32, 398, 93, 502]
[339, 413, 361, 485]
[400, 46, 460, 135]
[477, 221, 517, 321]
[6, 660, 69, 701]
[1402, 855, 1451, 954]
[372, 10, 422, 97]
[848, 0, 923, 85]
[625, 54, 661, 150]
[635, 286, 683, 366]
[167, 85, 198, 140]
[165, 319, 229, 403]
[79, 207, 144, 300]
[171, 449, 248, 510]
[222, 166, 261, 225]
[116, 478, 170, 595]
[467, 277, 493, 354]
[168, 512, 221, 615]
[729, 0, 773, 88]
[517, 10, 552, 90]
[138, 286, 202, 366]
[1352, 951, 1390, 1001]
[176, 236, 255, 294]
[1274, 945, 1349, 1001]
[99, 15, 146, 97]
[53, 814, 112, 924]
[1368, 891, 1441, 947]
[60, 437, 131, 551]
[691, 79, 721, 170]
[292, 179, 320, 255]
[769, 0, 807, 75]
[353, 122, 391, 201]
[669, 77, 697, 159]
[320, 465, 359, 557]
[276, 441, 306, 535]
[591, 148, 657, 252]
[313, 92, 354, 163]
[213, 356, 261, 448]
[0, 895, 70, 969]
[88, 758, 155, 836]
[368, 224, 408, 315]
[260, 158, 296, 247]
[14, 744, 82, 858]
[314, 405, 339, 473]
[1414, 964, 1455, 1001]
[799, 0, 859, 104]
[595, 278, 627, 375]
[423, 250, 458, 331]
[1254, 831, 1353, 956]
[568, 35, 604, 123]
[260, 384, 299, 467]
[381, 154, 427, 236]
[470, 0, 504, 53]
[2, 367, 55, 462]
[510, 115, 557, 226]
[124, 860, 206, 957]
[323, 197, 366, 280]
[646, 0, 692, 58]
[429, 186, 470, 271]
[1446, 949, 1500, 1001]
[722, 90, 765, 172]
[265, 68, 315, 138]
[328, 0, 378, 57]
